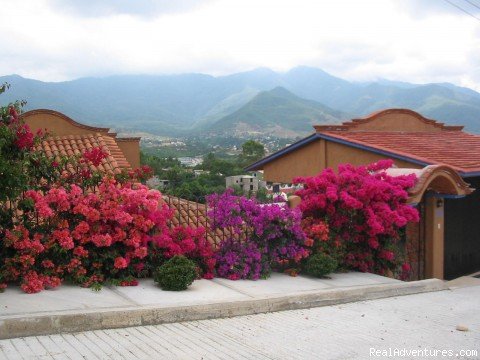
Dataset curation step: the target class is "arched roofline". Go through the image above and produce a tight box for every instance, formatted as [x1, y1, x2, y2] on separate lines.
[314, 108, 464, 132]
[21, 109, 111, 133]
[405, 165, 473, 204]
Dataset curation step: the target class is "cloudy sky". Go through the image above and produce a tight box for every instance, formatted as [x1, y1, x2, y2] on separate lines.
[1, 0, 479, 90]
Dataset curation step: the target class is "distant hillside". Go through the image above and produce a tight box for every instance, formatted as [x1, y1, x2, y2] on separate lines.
[207, 87, 347, 137]
[1, 66, 480, 136]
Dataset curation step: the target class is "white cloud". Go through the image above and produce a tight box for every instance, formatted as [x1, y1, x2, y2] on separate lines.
[0, 0, 478, 90]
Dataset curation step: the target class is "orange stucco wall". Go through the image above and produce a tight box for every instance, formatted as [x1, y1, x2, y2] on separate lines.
[117, 139, 141, 169]
[325, 141, 422, 170]
[24, 112, 109, 136]
[263, 140, 325, 183]
[262, 138, 422, 183]
[349, 113, 443, 132]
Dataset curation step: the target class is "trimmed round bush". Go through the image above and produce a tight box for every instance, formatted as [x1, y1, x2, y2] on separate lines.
[154, 256, 197, 291]
[303, 253, 337, 278]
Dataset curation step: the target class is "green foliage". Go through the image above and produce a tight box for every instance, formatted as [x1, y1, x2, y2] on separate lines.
[153, 256, 197, 291]
[238, 140, 265, 167]
[141, 151, 246, 203]
[141, 142, 270, 203]
[211, 87, 346, 137]
[140, 152, 180, 174]
[201, 152, 242, 176]
[303, 253, 337, 278]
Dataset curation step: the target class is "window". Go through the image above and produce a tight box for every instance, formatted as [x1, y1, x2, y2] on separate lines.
[250, 185, 254, 191]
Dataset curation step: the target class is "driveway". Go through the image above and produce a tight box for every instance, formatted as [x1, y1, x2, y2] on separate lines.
[1, 284, 478, 359]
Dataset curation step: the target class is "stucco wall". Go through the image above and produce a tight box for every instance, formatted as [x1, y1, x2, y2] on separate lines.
[263, 140, 325, 183]
[325, 142, 423, 170]
[262, 138, 422, 183]
[350, 113, 443, 132]
[116, 139, 140, 169]
[24, 112, 109, 136]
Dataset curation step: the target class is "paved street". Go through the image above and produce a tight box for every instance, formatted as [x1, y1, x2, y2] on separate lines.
[1, 284, 479, 359]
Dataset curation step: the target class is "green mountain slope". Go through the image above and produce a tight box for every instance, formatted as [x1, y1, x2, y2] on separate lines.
[1, 67, 480, 136]
[207, 87, 347, 137]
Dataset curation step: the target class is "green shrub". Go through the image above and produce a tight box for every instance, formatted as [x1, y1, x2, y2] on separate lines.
[154, 256, 197, 291]
[303, 253, 337, 278]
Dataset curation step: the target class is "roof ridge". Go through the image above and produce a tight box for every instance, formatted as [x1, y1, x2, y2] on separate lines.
[314, 108, 464, 132]
[22, 109, 111, 133]
[321, 131, 479, 173]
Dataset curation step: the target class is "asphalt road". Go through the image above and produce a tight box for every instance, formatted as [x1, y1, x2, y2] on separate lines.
[1, 285, 479, 359]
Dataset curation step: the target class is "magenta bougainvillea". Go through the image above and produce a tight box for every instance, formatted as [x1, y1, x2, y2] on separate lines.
[294, 160, 419, 278]
[207, 190, 308, 280]
[150, 225, 216, 279]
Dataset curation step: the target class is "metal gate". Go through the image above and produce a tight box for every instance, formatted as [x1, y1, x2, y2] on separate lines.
[444, 177, 480, 280]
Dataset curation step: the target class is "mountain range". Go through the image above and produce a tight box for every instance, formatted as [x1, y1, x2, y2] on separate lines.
[1, 66, 479, 137]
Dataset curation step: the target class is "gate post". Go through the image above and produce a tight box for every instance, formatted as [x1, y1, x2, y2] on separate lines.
[288, 195, 301, 209]
[425, 196, 445, 279]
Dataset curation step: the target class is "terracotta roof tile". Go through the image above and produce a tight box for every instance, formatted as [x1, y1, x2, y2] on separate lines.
[322, 130, 480, 174]
[163, 195, 242, 248]
[35, 133, 131, 174]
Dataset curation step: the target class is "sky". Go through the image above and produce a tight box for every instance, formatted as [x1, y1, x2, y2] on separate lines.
[0, 0, 479, 90]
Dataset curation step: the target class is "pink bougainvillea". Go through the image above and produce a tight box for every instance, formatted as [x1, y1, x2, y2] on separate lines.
[0, 124, 216, 293]
[150, 225, 216, 279]
[294, 160, 419, 277]
[1, 178, 173, 292]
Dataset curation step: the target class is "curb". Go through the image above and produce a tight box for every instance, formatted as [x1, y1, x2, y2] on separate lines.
[0, 278, 447, 339]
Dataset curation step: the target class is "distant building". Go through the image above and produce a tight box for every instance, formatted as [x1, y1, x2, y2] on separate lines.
[265, 182, 302, 197]
[226, 174, 266, 193]
[146, 176, 169, 190]
[193, 169, 209, 177]
[179, 156, 203, 167]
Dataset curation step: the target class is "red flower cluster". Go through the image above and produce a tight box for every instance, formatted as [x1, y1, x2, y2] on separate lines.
[1, 178, 174, 292]
[129, 165, 154, 182]
[295, 160, 419, 276]
[82, 147, 108, 166]
[14, 124, 34, 150]
[151, 225, 216, 279]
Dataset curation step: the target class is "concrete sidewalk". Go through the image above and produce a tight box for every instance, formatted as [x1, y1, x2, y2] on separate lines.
[2, 285, 477, 360]
[0, 272, 447, 339]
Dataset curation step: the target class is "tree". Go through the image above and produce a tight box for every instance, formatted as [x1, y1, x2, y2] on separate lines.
[140, 152, 180, 175]
[239, 140, 265, 167]
[201, 152, 241, 176]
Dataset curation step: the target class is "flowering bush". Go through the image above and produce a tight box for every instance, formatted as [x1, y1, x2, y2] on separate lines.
[0, 87, 43, 205]
[0, 88, 215, 293]
[149, 225, 215, 279]
[214, 239, 264, 280]
[294, 160, 419, 277]
[1, 178, 173, 292]
[207, 190, 308, 279]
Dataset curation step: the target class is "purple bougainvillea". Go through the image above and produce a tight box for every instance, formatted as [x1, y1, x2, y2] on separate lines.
[207, 190, 308, 280]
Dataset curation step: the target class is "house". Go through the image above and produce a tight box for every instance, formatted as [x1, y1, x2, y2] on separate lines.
[21, 109, 140, 171]
[146, 176, 170, 190]
[246, 109, 478, 280]
[225, 174, 267, 194]
[178, 156, 203, 167]
[193, 169, 209, 177]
